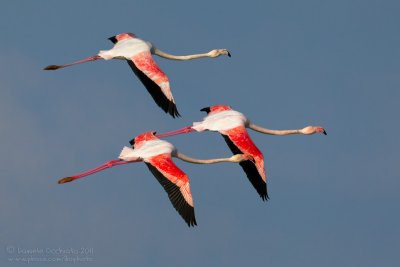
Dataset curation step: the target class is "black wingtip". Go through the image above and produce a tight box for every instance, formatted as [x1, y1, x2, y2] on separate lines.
[221, 134, 268, 201]
[200, 107, 211, 114]
[168, 103, 181, 118]
[108, 36, 118, 44]
[129, 138, 135, 147]
[145, 163, 197, 228]
[125, 60, 181, 119]
[261, 191, 270, 201]
[187, 217, 198, 227]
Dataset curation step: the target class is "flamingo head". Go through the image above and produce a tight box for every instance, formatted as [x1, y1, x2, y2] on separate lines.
[300, 126, 327, 135]
[230, 153, 255, 163]
[208, 49, 231, 57]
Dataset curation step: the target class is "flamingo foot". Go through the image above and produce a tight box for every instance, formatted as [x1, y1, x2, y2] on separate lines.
[58, 177, 75, 184]
[44, 65, 63, 70]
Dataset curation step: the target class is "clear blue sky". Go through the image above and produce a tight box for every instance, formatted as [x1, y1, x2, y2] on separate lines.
[1, 1, 399, 266]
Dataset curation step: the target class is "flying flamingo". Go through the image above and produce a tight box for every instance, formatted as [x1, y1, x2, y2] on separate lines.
[44, 32, 231, 118]
[58, 131, 250, 227]
[156, 105, 327, 201]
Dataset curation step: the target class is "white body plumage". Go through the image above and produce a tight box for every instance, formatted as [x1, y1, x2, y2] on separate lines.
[119, 139, 176, 162]
[192, 110, 248, 132]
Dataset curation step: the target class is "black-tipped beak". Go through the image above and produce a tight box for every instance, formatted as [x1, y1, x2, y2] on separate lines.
[246, 154, 256, 164]
[323, 130, 327, 135]
[227, 51, 231, 57]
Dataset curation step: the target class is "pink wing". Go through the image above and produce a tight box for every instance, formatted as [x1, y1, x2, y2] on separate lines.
[200, 107, 268, 201]
[146, 154, 196, 227]
[128, 52, 180, 118]
[223, 126, 269, 201]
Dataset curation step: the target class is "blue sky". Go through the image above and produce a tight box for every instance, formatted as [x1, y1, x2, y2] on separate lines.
[1, 1, 399, 266]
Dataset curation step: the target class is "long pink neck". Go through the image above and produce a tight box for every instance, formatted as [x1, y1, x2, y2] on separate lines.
[155, 126, 194, 138]
[58, 159, 138, 184]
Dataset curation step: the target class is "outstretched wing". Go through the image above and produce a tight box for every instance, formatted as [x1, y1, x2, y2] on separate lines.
[221, 129, 269, 201]
[199, 107, 268, 200]
[128, 52, 180, 118]
[146, 154, 196, 226]
[108, 36, 179, 117]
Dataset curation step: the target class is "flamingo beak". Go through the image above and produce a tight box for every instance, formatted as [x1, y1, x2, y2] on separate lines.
[245, 154, 255, 163]
[227, 51, 231, 57]
[323, 130, 327, 135]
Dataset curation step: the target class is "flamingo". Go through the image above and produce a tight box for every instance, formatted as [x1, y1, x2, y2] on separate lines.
[44, 32, 231, 118]
[58, 131, 249, 227]
[156, 105, 327, 201]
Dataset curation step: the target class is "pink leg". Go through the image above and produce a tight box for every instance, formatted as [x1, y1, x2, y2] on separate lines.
[44, 55, 102, 70]
[58, 159, 139, 184]
[156, 126, 194, 138]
